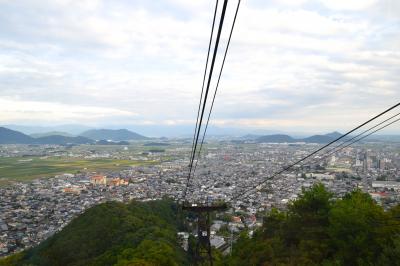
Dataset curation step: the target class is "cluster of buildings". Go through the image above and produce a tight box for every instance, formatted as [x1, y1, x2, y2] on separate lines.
[90, 175, 128, 186]
[1, 141, 400, 257]
[0, 169, 166, 256]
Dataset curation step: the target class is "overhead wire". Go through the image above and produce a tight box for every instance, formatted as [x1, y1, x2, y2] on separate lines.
[192, 0, 241, 177]
[179, 0, 400, 203]
[298, 111, 400, 168]
[234, 116, 400, 201]
[231, 102, 400, 201]
[188, 0, 219, 179]
[303, 115, 400, 169]
[183, 0, 229, 201]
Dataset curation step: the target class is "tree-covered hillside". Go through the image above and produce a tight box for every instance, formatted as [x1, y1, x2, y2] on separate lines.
[225, 184, 400, 266]
[1, 199, 188, 266]
[2, 185, 400, 266]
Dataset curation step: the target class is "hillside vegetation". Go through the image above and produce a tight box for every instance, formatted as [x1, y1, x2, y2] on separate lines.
[1, 199, 188, 266]
[226, 184, 400, 266]
[2, 185, 400, 266]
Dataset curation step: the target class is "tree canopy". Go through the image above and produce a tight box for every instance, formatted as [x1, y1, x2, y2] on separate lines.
[225, 184, 400, 266]
[2, 185, 400, 266]
[1, 199, 188, 266]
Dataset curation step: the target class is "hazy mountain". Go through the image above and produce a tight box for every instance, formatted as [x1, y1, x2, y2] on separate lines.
[80, 129, 148, 141]
[324, 131, 343, 139]
[0, 127, 352, 145]
[302, 134, 336, 144]
[30, 131, 74, 138]
[257, 132, 345, 144]
[240, 134, 262, 140]
[0, 127, 93, 145]
[34, 135, 94, 145]
[102, 124, 284, 137]
[4, 124, 309, 138]
[257, 134, 296, 143]
[3, 124, 93, 135]
[0, 127, 33, 144]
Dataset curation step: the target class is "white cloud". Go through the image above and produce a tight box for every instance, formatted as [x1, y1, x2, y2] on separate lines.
[0, 98, 137, 123]
[0, 0, 399, 132]
[319, 0, 378, 11]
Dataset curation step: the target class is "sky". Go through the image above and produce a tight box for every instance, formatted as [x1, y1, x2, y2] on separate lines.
[0, 0, 399, 134]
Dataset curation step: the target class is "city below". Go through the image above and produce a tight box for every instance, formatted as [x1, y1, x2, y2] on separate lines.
[1, 0, 399, 264]
[1, 129, 399, 257]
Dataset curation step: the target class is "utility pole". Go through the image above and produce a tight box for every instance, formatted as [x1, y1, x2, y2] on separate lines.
[182, 203, 227, 265]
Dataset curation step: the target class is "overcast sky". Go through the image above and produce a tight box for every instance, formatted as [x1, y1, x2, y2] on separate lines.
[0, 0, 399, 133]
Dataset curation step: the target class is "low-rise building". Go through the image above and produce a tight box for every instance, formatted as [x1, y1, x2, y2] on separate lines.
[90, 175, 107, 185]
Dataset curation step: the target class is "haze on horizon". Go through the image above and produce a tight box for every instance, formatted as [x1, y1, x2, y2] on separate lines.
[0, 0, 399, 134]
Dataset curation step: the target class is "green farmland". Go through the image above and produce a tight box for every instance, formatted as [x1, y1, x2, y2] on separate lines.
[0, 156, 157, 185]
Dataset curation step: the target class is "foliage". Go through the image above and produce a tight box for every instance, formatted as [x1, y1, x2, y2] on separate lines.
[0, 252, 25, 266]
[217, 224, 231, 237]
[227, 183, 400, 266]
[3, 184, 400, 266]
[2, 199, 188, 266]
[377, 175, 388, 181]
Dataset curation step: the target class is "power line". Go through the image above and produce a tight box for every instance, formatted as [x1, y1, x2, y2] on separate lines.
[299, 111, 400, 168]
[188, 0, 219, 180]
[234, 115, 400, 201]
[183, 0, 229, 201]
[304, 116, 400, 168]
[232, 102, 400, 201]
[192, 0, 241, 177]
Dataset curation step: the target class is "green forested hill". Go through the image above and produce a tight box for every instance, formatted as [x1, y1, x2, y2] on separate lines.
[226, 184, 400, 266]
[1, 199, 188, 266]
[2, 185, 400, 266]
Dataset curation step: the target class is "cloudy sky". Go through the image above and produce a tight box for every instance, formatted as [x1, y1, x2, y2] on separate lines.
[0, 0, 399, 134]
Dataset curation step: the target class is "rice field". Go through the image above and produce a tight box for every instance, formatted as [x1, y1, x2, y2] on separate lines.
[0, 156, 156, 185]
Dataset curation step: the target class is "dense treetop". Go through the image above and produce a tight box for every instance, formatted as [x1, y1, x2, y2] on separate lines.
[2, 185, 400, 266]
[1, 199, 187, 266]
[225, 184, 400, 266]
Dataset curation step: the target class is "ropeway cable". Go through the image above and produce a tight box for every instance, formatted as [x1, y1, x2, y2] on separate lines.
[232, 102, 400, 201]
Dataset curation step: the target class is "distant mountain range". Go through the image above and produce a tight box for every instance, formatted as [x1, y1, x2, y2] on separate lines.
[3, 124, 92, 135]
[79, 129, 148, 141]
[0, 127, 149, 144]
[34, 135, 94, 145]
[0, 127, 94, 145]
[30, 131, 74, 138]
[1, 125, 399, 144]
[255, 131, 345, 144]
[256, 134, 295, 143]
[0, 127, 34, 144]
[3, 124, 284, 137]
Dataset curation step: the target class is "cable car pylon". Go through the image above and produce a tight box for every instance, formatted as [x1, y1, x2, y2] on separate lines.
[182, 201, 228, 265]
[180, 0, 241, 264]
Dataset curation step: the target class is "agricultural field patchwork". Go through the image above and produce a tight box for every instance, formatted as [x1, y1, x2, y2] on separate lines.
[0, 156, 157, 184]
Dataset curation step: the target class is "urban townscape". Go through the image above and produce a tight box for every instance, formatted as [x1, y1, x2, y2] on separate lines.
[1, 0, 400, 264]
[1, 139, 399, 256]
